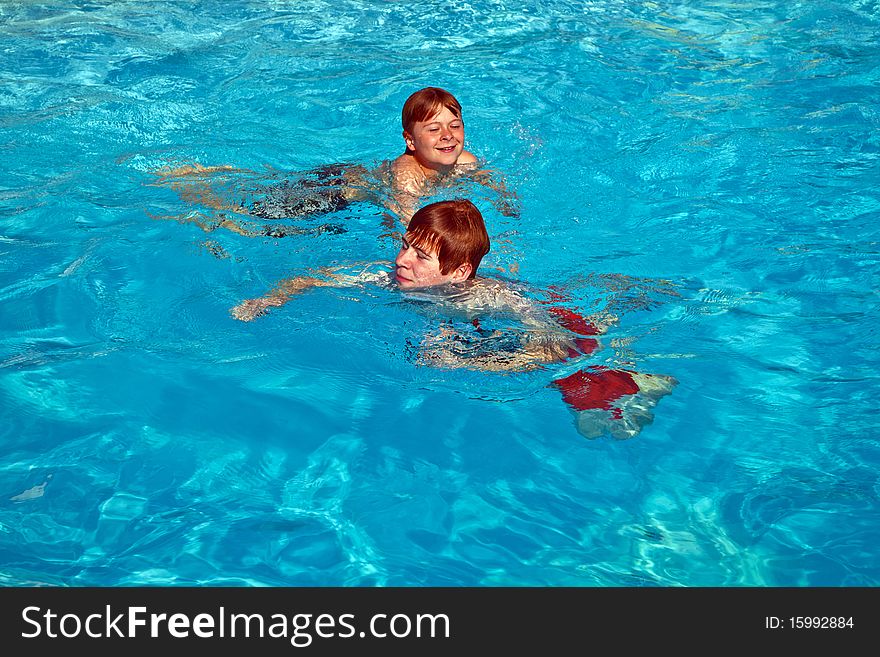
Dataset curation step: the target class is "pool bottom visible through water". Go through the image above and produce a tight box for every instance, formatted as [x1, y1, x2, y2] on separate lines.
[0, 0, 878, 588]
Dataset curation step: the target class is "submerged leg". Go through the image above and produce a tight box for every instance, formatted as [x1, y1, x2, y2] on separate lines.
[152, 161, 370, 225]
[150, 163, 251, 213]
[552, 368, 677, 440]
[151, 211, 345, 238]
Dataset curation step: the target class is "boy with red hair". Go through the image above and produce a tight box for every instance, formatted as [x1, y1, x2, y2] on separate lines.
[152, 87, 516, 234]
[231, 199, 675, 441]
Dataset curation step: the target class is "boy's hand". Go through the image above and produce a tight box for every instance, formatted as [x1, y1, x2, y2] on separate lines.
[230, 297, 282, 322]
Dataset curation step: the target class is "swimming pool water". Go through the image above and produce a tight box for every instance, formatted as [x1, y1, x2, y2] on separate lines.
[1, 0, 879, 586]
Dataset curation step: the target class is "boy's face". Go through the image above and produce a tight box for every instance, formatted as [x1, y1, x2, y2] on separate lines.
[395, 233, 468, 289]
[404, 106, 465, 171]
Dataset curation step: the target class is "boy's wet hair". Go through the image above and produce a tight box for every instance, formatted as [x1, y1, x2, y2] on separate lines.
[405, 199, 489, 279]
[401, 87, 463, 134]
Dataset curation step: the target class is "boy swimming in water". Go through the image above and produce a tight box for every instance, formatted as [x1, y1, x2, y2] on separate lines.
[152, 87, 517, 235]
[231, 199, 676, 440]
[384, 86, 516, 222]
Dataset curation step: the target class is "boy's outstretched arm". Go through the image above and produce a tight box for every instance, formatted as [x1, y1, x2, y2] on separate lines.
[230, 264, 383, 322]
[230, 275, 337, 322]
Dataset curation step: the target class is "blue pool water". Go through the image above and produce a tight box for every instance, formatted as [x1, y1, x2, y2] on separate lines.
[1, 0, 879, 586]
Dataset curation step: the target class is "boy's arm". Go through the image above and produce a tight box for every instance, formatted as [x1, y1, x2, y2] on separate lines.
[230, 275, 339, 322]
[230, 265, 371, 322]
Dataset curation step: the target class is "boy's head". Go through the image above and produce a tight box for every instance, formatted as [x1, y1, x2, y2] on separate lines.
[401, 87, 463, 135]
[394, 199, 490, 290]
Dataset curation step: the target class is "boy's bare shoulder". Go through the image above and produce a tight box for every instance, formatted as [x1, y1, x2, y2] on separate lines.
[457, 149, 477, 164]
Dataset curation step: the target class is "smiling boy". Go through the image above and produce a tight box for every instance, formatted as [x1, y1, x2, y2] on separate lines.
[386, 87, 479, 221]
[151, 87, 516, 234]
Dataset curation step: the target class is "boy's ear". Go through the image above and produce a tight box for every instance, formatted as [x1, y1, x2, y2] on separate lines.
[403, 130, 415, 151]
[452, 262, 473, 282]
